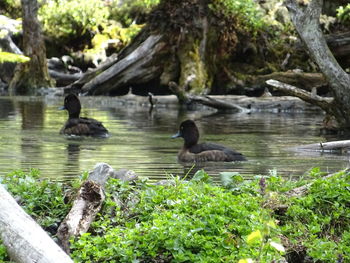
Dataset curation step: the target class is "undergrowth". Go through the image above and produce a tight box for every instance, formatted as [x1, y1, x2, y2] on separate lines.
[0, 167, 349, 262]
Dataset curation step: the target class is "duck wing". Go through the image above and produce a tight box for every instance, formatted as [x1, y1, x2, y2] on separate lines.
[61, 117, 108, 137]
[190, 142, 246, 161]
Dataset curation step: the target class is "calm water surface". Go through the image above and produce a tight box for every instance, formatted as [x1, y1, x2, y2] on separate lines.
[0, 96, 348, 182]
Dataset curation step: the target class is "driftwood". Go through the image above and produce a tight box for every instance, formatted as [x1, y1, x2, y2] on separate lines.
[189, 95, 249, 113]
[76, 35, 166, 95]
[64, 54, 119, 94]
[266, 79, 333, 113]
[0, 184, 73, 263]
[57, 163, 138, 253]
[253, 71, 327, 93]
[290, 139, 350, 152]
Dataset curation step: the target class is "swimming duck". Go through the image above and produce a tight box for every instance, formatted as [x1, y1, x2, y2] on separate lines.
[59, 94, 109, 137]
[172, 120, 246, 162]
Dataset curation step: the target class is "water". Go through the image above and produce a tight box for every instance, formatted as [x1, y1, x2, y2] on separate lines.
[0, 96, 348, 182]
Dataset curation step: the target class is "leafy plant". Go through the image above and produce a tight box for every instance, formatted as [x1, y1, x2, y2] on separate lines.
[0, 169, 71, 232]
[71, 173, 284, 262]
[209, 0, 267, 35]
[38, 0, 110, 40]
[281, 170, 350, 262]
[337, 4, 350, 24]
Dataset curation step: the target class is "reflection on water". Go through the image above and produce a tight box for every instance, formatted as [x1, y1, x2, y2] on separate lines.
[0, 96, 348, 182]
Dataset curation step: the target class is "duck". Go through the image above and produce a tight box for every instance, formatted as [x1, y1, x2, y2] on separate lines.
[172, 120, 246, 162]
[59, 94, 109, 137]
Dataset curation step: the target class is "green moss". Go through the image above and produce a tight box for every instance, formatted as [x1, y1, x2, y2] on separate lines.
[0, 50, 30, 63]
[178, 39, 210, 95]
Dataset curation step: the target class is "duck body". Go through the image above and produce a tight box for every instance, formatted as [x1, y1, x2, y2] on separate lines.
[60, 94, 109, 138]
[173, 120, 246, 162]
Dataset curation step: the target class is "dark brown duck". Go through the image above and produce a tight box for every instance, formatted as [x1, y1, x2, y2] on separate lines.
[172, 120, 246, 162]
[60, 94, 109, 137]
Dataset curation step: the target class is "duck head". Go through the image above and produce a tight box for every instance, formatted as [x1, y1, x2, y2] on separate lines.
[172, 120, 199, 148]
[60, 94, 81, 119]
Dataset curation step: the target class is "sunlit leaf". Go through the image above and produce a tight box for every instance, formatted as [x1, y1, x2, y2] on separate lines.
[270, 241, 285, 252]
[247, 230, 262, 244]
[238, 259, 254, 263]
[266, 220, 277, 229]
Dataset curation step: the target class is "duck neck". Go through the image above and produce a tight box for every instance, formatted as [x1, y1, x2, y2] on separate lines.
[68, 111, 80, 119]
[183, 136, 198, 149]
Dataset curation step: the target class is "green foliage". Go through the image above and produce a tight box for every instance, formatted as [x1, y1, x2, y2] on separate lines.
[71, 174, 283, 262]
[109, 0, 160, 26]
[281, 170, 350, 262]
[337, 4, 350, 24]
[38, 0, 110, 40]
[0, 169, 71, 231]
[209, 0, 266, 35]
[0, 50, 30, 63]
[0, 0, 21, 17]
[1, 168, 350, 262]
[0, 240, 10, 262]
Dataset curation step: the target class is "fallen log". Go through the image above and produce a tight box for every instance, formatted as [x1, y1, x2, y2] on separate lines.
[266, 79, 333, 113]
[56, 163, 138, 253]
[79, 35, 166, 95]
[253, 71, 327, 93]
[0, 184, 73, 263]
[290, 139, 350, 152]
[189, 95, 249, 113]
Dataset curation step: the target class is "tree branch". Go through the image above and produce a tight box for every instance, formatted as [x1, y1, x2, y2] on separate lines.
[266, 79, 333, 113]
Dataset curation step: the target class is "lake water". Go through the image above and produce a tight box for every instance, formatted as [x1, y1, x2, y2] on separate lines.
[0, 96, 348, 183]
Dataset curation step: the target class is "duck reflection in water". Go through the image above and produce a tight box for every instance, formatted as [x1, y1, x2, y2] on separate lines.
[172, 120, 246, 162]
[59, 94, 109, 137]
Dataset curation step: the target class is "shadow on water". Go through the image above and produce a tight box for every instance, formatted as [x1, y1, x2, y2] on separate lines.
[0, 96, 349, 182]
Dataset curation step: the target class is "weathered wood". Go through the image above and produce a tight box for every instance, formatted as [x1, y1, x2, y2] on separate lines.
[254, 71, 327, 92]
[64, 54, 119, 93]
[266, 79, 333, 113]
[285, 0, 350, 128]
[56, 163, 138, 253]
[80, 35, 166, 95]
[189, 95, 249, 112]
[291, 139, 350, 152]
[56, 163, 111, 253]
[0, 184, 73, 263]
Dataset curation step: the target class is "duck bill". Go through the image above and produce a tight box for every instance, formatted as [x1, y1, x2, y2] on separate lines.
[58, 106, 66, 110]
[171, 132, 181, 139]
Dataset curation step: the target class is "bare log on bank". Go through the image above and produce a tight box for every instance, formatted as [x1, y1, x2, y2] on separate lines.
[290, 140, 350, 152]
[57, 163, 138, 253]
[0, 184, 73, 263]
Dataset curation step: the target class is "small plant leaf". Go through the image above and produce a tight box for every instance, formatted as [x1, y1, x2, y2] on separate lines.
[247, 230, 262, 244]
[270, 241, 285, 252]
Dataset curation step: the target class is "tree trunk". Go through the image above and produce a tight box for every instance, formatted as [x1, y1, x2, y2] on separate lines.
[9, 0, 54, 95]
[285, 0, 350, 129]
[65, 0, 228, 100]
[0, 184, 73, 263]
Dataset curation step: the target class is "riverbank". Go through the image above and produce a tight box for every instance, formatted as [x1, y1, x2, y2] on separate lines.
[0, 167, 349, 262]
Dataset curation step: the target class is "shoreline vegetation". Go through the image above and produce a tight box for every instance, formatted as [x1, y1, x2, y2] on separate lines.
[0, 165, 349, 262]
